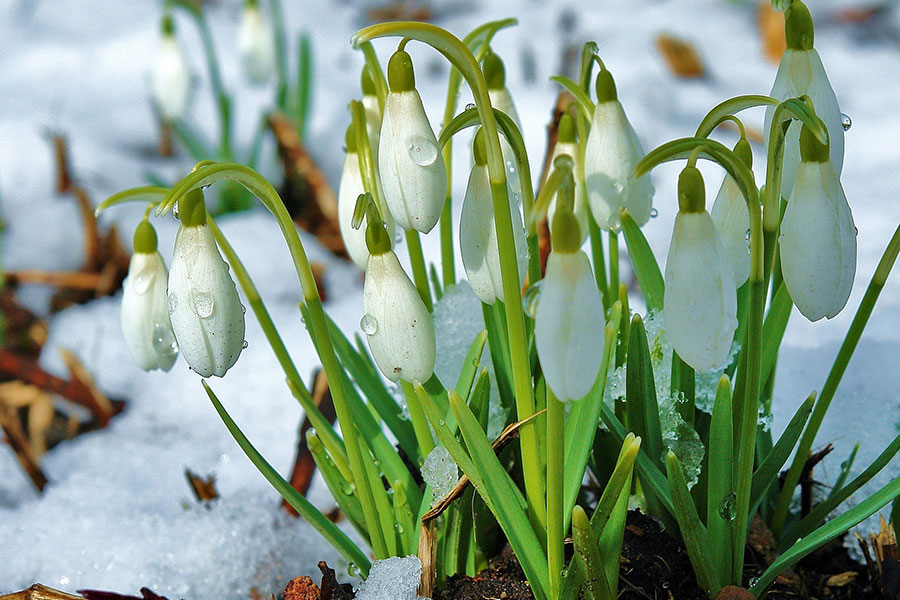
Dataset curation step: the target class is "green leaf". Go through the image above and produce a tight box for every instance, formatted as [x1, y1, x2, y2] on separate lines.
[294, 33, 313, 138]
[780, 432, 900, 550]
[571, 506, 614, 600]
[598, 469, 631, 598]
[706, 376, 734, 586]
[760, 284, 792, 384]
[549, 75, 594, 118]
[620, 210, 665, 312]
[666, 451, 720, 597]
[826, 443, 859, 504]
[456, 330, 488, 401]
[751, 472, 900, 597]
[203, 381, 371, 575]
[307, 431, 368, 543]
[626, 315, 664, 470]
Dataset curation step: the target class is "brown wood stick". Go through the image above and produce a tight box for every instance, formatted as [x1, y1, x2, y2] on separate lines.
[0, 406, 48, 491]
[0, 585, 83, 600]
[4, 270, 103, 290]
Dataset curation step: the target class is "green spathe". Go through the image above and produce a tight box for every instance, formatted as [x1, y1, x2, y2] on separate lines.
[388, 49, 415, 92]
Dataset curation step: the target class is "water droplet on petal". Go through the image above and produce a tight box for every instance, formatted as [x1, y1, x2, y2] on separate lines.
[717, 492, 737, 521]
[745, 228, 751, 241]
[522, 280, 543, 319]
[167, 293, 178, 315]
[464, 103, 476, 111]
[193, 293, 215, 318]
[612, 181, 624, 194]
[133, 267, 156, 294]
[172, 203, 180, 218]
[394, 230, 404, 244]
[840, 113, 852, 131]
[241, 304, 246, 314]
[406, 135, 438, 166]
[151, 323, 179, 360]
[242, 340, 249, 349]
[649, 207, 659, 218]
[360, 314, 378, 335]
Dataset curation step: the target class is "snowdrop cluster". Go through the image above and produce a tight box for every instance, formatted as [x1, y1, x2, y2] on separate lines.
[121, 190, 246, 377]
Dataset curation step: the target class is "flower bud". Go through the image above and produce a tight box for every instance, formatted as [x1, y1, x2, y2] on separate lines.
[121, 221, 178, 371]
[665, 169, 737, 372]
[459, 129, 528, 304]
[546, 114, 588, 244]
[534, 250, 606, 401]
[167, 190, 245, 377]
[238, 0, 276, 85]
[779, 124, 856, 321]
[362, 250, 435, 383]
[763, 1, 843, 199]
[378, 50, 447, 233]
[151, 17, 191, 121]
[710, 139, 753, 287]
[583, 69, 654, 232]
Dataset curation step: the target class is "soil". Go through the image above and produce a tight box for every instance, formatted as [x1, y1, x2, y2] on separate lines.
[297, 510, 890, 600]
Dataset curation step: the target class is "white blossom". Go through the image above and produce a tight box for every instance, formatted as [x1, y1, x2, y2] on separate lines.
[710, 174, 751, 287]
[238, 3, 275, 85]
[151, 36, 191, 121]
[121, 251, 178, 371]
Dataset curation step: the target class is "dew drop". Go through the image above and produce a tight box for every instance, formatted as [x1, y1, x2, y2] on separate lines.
[242, 340, 249, 349]
[749, 577, 760, 588]
[167, 293, 178, 315]
[522, 280, 543, 319]
[612, 181, 624, 194]
[241, 304, 246, 314]
[840, 113, 852, 131]
[172, 202, 180, 218]
[464, 103, 476, 111]
[151, 323, 179, 359]
[394, 230, 404, 244]
[347, 563, 361, 578]
[360, 313, 378, 335]
[406, 136, 439, 166]
[649, 207, 659, 218]
[341, 481, 356, 496]
[745, 228, 751, 241]
[133, 267, 156, 294]
[717, 492, 737, 521]
[394, 522, 405, 534]
[193, 293, 215, 318]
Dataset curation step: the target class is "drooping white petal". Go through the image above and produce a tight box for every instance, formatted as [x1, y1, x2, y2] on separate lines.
[664, 212, 737, 372]
[764, 48, 843, 199]
[583, 100, 654, 232]
[238, 5, 275, 85]
[488, 87, 522, 195]
[459, 164, 528, 304]
[151, 37, 191, 121]
[546, 141, 589, 244]
[378, 90, 447, 233]
[338, 152, 371, 270]
[779, 161, 856, 321]
[167, 224, 245, 377]
[362, 94, 382, 154]
[363, 251, 436, 383]
[534, 251, 606, 401]
[710, 174, 751, 287]
[121, 251, 178, 371]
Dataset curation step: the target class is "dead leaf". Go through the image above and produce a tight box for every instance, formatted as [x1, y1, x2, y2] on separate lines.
[655, 33, 704, 79]
[758, 1, 786, 64]
[824, 571, 857, 587]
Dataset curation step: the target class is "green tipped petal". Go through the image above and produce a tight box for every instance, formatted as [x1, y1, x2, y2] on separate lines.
[785, 1, 814, 51]
[133, 220, 159, 254]
[387, 49, 415, 92]
[678, 166, 706, 214]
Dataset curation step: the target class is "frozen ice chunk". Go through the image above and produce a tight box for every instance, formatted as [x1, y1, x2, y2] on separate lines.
[355, 555, 428, 600]
[432, 284, 487, 388]
[421, 446, 458, 504]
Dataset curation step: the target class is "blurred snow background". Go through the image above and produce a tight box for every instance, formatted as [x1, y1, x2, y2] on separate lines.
[1, 0, 900, 597]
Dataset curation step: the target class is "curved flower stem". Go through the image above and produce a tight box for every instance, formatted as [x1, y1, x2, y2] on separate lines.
[358, 41, 388, 111]
[546, 388, 565, 600]
[770, 223, 900, 535]
[694, 95, 779, 138]
[634, 137, 763, 583]
[353, 21, 546, 539]
[157, 161, 390, 558]
[168, 0, 233, 160]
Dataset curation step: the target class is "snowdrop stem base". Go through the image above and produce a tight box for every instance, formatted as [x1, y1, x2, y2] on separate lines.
[608, 230, 619, 308]
[546, 389, 565, 600]
[771, 223, 900, 535]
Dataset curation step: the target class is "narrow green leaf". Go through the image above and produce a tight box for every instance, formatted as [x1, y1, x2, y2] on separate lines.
[357, 436, 397, 557]
[482, 302, 515, 412]
[572, 506, 614, 600]
[549, 75, 595, 118]
[826, 443, 860, 504]
[666, 451, 720, 596]
[620, 210, 664, 311]
[598, 469, 632, 599]
[706, 376, 734, 586]
[294, 33, 312, 138]
[307, 431, 368, 543]
[203, 382, 371, 575]
[456, 330, 488, 400]
[626, 315, 665, 470]
[468, 369, 492, 434]
[760, 284, 792, 384]
[429, 263, 444, 301]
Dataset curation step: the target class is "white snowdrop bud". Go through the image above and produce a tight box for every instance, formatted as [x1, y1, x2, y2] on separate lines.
[362, 237, 435, 384]
[710, 139, 753, 288]
[238, 0, 276, 85]
[664, 167, 737, 372]
[535, 248, 606, 401]
[459, 129, 528, 305]
[763, 0, 843, 199]
[378, 49, 447, 233]
[151, 16, 191, 122]
[779, 123, 856, 321]
[546, 114, 588, 244]
[121, 221, 178, 372]
[167, 190, 245, 377]
[583, 68, 654, 232]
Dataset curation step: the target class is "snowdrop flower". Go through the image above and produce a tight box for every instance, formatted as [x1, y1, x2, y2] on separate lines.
[535, 194, 605, 401]
[378, 48, 447, 233]
[460, 128, 528, 304]
[546, 113, 589, 244]
[664, 166, 737, 372]
[167, 190, 246, 377]
[362, 213, 435, 383]
[583, 68, 654, 232]
[764, 0, 843, 199]
[710, 138, 753, 287]
[361, 66, 382, 154]
[484, 49, 522, 195]
[151, 15, 191, 122]
[121, 220, 178, 372]
[779, 123, 856, 321]
[238, 0, 276, 85]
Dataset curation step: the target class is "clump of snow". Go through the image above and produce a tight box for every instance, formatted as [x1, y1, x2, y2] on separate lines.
[355, 556, 427, 600]
[431, 284, 486, 389]
[421, 446, 458, 504]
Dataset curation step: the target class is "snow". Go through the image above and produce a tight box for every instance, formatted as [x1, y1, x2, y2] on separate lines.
[2, 0, 900, 596]
[420, 446, 458, 505]
[354, 556, 426, 600]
